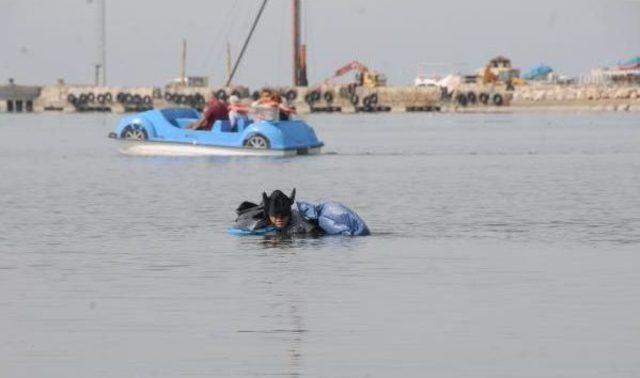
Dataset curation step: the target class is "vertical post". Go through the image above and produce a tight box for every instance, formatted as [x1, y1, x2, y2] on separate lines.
[180, 39, 187, 85]
[99, 0, 106, 86]
[95, 64, 101, 86]
[299, 44, 308, 86]
[226, 42, 232, 85]
[292, 0, 301, 86]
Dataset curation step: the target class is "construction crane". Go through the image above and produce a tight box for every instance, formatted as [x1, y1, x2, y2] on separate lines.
[328, 61, 387, 88]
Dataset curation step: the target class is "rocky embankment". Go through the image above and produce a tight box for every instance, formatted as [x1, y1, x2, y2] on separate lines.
[511, 84, 640, 111]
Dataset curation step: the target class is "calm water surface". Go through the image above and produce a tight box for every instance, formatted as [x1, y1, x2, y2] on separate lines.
[1, 112, 639, 377]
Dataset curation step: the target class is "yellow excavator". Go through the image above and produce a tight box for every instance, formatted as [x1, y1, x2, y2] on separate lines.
[482, 64, 498, 84]
[482, 56, 526, 86]
[328, 61, 387, 88]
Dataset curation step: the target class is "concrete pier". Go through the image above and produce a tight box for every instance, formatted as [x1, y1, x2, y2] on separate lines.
[2, 80, 640, 114]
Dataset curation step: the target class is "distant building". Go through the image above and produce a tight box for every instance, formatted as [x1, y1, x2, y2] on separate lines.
[0, 79, 41, 112]
[589, 56, 640, 84]
[165, 76, 209, 89]
[590, 68, 640, 85]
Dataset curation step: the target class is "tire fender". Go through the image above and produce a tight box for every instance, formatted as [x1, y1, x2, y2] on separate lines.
[466, 91, 477, 104]
[456, 93, 468, 106]
[285, 89, 297, 101]
[370, 93, 378, 105]
[216, 89, 228, 101]
[493, 93, 504, 106]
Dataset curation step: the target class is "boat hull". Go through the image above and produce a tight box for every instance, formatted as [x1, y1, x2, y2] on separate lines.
[118, 140, 322, 157]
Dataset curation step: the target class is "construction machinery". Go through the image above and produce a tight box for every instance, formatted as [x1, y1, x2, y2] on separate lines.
[328, 61, 387, 88]
[481, 56, 520, 84]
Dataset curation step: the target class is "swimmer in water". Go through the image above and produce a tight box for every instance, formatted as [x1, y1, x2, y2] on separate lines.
[262, 189, 322, 236]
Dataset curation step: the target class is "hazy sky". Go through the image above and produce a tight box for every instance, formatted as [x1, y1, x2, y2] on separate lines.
[1, 0, 639, 88]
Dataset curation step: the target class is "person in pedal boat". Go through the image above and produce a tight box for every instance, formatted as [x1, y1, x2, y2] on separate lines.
[187, 97, 229, 130]
[227, 95, 250, 129]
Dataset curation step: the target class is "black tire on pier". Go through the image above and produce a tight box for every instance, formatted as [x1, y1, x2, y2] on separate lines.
[216, 89, 228, 101]
[104, 93, 113, 103]
[132, 94, 143, 105]
[194, 93, 205, 105]
[97, 94, 106, 104]
[143, 95, 152, 106]
[350, 94, 359, 106]
[479, 92, 490, 105]
[243, 134, 270, 149]
[231, 89, 241, 98]
[466, 91, 477, 104]
[87, 93, 95, 103]
[456, 93, 468, 107]
[285, 89, 297, 101]
[120, 125, 148, 140]
[323, 91, 334, 103]
[369, 93, 378, 105]
[116, 92, 126, 103]
[363, 96, 372, 108]
[164, 92, 172, 101]
[310, 90, 321, 102]
[67, 94, 77, 104]
[79, 93, 88, 104]
[492, 93, 504, 106]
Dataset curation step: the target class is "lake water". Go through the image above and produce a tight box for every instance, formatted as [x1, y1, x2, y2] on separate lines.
[1, 111, 639, 377]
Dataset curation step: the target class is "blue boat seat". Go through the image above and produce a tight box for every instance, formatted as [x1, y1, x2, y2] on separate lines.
[217, 118, 254, 132]
[219, 121, 236, 132]
[160, 108, 200, 128]
[175, 118, 195, 129]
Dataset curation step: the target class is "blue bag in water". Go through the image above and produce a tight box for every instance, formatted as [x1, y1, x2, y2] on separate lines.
[296, 201, 370, 236]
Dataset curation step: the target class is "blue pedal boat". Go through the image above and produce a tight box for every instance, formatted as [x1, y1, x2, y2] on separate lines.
[108, 108, 323, 156]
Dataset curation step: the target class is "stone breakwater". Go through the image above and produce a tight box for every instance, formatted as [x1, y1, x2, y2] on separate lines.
[514, 84, 639, 101]
[510, 84, 640, 111]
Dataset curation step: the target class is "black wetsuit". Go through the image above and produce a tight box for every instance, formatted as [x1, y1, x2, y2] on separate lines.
[234, 202, 322, 236]
[277, 209, 322, 236]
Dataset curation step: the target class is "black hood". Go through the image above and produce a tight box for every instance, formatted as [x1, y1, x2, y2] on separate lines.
[262, 188, 296, 218]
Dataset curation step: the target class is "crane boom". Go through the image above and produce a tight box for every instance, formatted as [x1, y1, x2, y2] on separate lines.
[226, 0, 268, 87]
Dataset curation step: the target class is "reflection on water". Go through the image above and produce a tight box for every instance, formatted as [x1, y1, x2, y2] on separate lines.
[1, 112, 640, 377]
[237, 233, 364, 251]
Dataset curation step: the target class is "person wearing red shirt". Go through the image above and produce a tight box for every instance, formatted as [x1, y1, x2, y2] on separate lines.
[188, 97, 229, 130]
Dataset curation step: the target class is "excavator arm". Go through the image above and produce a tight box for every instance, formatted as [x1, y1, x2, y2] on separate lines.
[333, 61, 369, 78]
